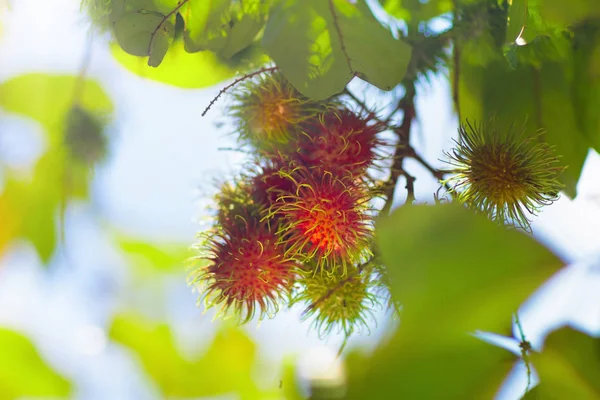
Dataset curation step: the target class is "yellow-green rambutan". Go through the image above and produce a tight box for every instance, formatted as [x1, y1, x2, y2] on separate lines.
[228, 71, 332, 153]
[294, 265, 379, 337]
[444, 120, 565, 230]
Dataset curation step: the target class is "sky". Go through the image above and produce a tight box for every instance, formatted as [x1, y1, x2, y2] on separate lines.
[0, 0, 599, 399]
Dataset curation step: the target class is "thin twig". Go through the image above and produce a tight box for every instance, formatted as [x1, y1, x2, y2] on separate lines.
[72, 30, 95, 105]
[514, 312, 533, 396]
[202, 66, 279, 116]
[147, 0, 190, 58]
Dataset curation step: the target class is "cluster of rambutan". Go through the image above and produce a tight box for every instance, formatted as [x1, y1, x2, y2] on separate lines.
[192, 72, 386, 336]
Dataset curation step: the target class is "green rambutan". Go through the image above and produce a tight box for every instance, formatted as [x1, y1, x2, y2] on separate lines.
[273, 168, 372, 271]
[214, 180, 261, 229]
[64, 105, 108, 166]
[296, 109, 386, 178]
[444, 120, 565, 230]
[228, 72, 331, 152]
[294, 265, 379, 337]
[194, 207, 297, 323]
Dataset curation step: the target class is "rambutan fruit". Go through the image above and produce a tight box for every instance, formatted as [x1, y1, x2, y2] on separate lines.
[296, 109, 385, 178]
[250, 160, 297, 210]
[64, 105, 108, 166]
[273, 168, 372, 271]
[444, 120, 564, 231]
[228, 71, 332, 152]
[294, 265, 379, 337]
[214, 180, 261, 229]
[194, 208, 297, 323]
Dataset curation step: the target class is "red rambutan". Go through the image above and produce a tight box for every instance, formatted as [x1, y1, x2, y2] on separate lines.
[296, 109, 385, 178]
[250, 161, 297, 210]
[274, 168, 372, 271]
[196, 211, 297, 322]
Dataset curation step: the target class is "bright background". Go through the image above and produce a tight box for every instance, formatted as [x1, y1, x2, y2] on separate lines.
[0, 0, 598, 399]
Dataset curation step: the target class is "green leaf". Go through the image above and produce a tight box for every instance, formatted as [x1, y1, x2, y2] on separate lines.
[539, 0, 600, 27]
[506, 0, 527, 43]
[181, 0, 268, 58]
[113, 11, 175, 67]
[114, 233, 192, 274]
[346, 332, 514, 399]
[110, 40, 269, 88]
[181, 0, 231, 53]
[527, 326, 600, 399]
[0, 329, 71, 400]
[0, 74, 113, 143]
[376, 203, 562, 335]
[572, 24, 600, 152]
[346, 203, 561, 398]
[219, 9, 267, 59]
[0, 74, 113, 261]
[380, 0, 452, 24]
[110, 314, 261, 398]
[262, 0, 412, 100]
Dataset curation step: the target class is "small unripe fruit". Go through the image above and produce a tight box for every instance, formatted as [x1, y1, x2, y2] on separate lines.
[228, 72, 332, 153]
[445, 120, 564, 230]
[295, 266, 378, 337]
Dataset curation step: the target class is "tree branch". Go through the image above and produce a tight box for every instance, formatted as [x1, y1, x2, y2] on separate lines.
[381, 81, 416, 215]
[202, 66, 279, 116]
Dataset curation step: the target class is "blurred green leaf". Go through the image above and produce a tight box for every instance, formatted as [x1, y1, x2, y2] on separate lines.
[110, 314, 263, 398]
[572, 23, 600, 152]
[346, 331, 514, 399]
[376, 203, 563, 335]
[115, 233, 191, 274]
[0, 73, 113, 261]
[539, 0, 600, 27]
[281, 357, 304, 400]
[0, 74, 113, 143]
[346, 203, 561, 398]
[506, 0, 527, 43]
[262, 0, 412, 100]
[0, 194, 19, 256]
[525, 326, 600, 399]
[181, 0, 269, 58]
[111, 40, 269, 88]
[181, 0, 230, 53]
[0, 329, 71, 400]
[380, 0, 452, 24]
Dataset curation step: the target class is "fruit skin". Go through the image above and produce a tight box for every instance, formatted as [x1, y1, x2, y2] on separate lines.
[444, 120, 564, 230]
[228, 72, 334, 153]
[195, 207, 297, 323]
[295, 109, 386, 178]
[294, 264, 379, 337]
[272, 167, 372, 272]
